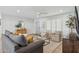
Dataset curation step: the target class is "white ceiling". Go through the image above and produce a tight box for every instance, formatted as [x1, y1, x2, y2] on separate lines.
[0, 6, 76, 19]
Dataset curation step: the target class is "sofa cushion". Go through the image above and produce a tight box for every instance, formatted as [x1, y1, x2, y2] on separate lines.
[5, 30, 28, 46]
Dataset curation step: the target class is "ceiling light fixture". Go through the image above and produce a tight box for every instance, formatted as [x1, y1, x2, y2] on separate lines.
[59, 10, 63, 13]
[17, 9, 20, 13]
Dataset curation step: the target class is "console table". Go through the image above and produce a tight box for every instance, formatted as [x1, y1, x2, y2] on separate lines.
[63, 38, 79, 53]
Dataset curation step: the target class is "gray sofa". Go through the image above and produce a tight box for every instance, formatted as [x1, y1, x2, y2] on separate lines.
[2, 34, 45, 53]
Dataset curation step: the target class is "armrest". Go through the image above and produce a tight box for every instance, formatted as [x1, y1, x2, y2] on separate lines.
[16, 40, 45, 53]
[2, 34, 18, 53]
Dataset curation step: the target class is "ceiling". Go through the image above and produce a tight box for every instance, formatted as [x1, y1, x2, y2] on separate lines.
[0, 6, 76, 19]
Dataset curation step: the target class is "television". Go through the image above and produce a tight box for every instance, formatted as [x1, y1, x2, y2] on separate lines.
[75, 6, 79, 38]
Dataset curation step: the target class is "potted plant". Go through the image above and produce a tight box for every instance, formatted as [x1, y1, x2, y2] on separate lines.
[65, 15, 76, 40]
[15, 21, 22, 29]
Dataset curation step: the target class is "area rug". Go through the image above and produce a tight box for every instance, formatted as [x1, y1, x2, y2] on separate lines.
[43, 41, 62, 53]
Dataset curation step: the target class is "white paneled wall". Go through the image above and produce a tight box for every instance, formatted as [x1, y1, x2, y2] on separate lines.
[35, 12, 75, 38]
[2, 15, 35, 34]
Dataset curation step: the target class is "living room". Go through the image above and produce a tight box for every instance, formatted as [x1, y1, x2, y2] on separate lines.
[0, 6, 78, 53]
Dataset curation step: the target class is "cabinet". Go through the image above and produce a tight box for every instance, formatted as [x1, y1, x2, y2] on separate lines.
[63, 38, 79, 53]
